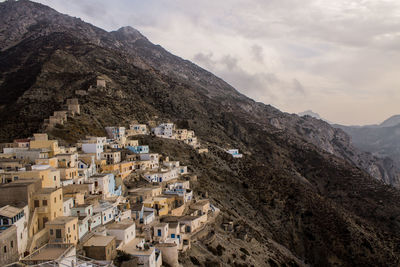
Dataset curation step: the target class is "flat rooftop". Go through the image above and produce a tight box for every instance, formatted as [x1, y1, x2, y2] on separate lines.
[107, 219, 135, 230]
[121, 238, 154, 256]
[36, 187, 60, 195]
[22, 244, 74, 262]
[84, 235, 115, 247]
[46, 216, 77, 225]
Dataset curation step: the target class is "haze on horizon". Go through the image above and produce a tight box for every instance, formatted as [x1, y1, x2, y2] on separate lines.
[30, 0, 400, 126]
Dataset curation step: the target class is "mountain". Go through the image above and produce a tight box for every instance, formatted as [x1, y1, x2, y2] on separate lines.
[336, 115, 400, 169]
[2, 1, 400, 266]
[298, 110, 332, 124]
[380, 115, 400, 127]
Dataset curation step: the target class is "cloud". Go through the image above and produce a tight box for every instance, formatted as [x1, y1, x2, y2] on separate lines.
[251, 44, 264, 63]
[31, 0, 400, 125]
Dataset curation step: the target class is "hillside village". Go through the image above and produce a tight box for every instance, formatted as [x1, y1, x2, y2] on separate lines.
[0, 114, 226, 266]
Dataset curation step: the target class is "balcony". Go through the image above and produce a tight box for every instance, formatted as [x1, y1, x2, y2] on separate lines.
[36, 206, 49, 213]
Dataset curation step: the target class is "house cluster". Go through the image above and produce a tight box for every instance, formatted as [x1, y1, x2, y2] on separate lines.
[0, 124, 218, 266]
[152, 123, 208, 153]
[44, 98, 81, 129]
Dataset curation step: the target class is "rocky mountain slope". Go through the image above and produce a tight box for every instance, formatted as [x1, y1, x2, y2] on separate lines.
[2, 1, 400, 266]
[336, 116, 400, 171]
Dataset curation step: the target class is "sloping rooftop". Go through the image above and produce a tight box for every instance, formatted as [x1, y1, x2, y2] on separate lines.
[0, 205, 22, 218]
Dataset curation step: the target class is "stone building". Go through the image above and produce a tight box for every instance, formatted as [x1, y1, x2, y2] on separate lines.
[0, 225, 19, 266]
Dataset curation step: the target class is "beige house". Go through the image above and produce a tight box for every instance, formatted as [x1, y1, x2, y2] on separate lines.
[83, 235, 117, 261]
[32, 187, 64, 230]
[46, 216, 79, 245]
[101, 151, 121, 164]
[30, 134, 60, 156]
[9, 166, 61, 188]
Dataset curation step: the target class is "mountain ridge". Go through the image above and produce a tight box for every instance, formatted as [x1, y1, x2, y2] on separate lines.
[2, 1, 400, 265]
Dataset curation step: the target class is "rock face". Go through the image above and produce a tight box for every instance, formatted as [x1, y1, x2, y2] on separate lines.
[335, 115, 400, 186]
[2, 1, 400, 266]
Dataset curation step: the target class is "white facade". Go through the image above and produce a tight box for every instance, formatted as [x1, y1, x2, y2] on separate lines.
[71, 204, 93, 217]
[78, 216, 90, 240]
[128, 124, 148, 135]
[82, 143, 103, 160]
[144, 168, 178, 183]
[93, 203, 115, 225]
[105, 127, 126, 140]
[107, 221, 136, 246]
[89, 174, 111, 196]
[63, 198, 74, 216]
[152, 123, 175, 139]
[0, 205, 29, 257]
[226, 149, 243, 158]
[140, 154, 159, 169]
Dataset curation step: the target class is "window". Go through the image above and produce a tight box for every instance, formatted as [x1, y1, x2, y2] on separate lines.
[10, 241, 13, 248]
[59, 194, 62, 200]
[171, 234, 175, 238]
[54, 176, 56, 181]
[50, 229, 53, 235]
[157, 229, 162, 236]
[73, 224, 75, 230]
[3, 246, 6, 253]
[56, 229, 62, 238]
[54, 197, 56, 203]
[42, 200, 47, 206]
[34, 200, 40, 208]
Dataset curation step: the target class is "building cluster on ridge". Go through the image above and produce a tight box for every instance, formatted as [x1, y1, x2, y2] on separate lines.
[0, 119, 219, 266]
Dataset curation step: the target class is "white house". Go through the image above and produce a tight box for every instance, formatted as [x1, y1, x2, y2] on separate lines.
[89, 213, 102, 230]
[105, 127, 126, 140]
[78, 215, 90, 240]
[63, 197, 74, 216]
[89, 174, 112, 197]
[142, 207, 156, 225]
[152, 123, 175, 139]
[128, 124, 149, 136]
[81, 143, 103, 160]
[140, 153, 160, 169]
[226, 149, 243, 158]
[143, 169, 178, 183]
[106, 219, 136, 247]
[154, 223, 169, 242]
[0, 205, 29, 257]
[93, 202, 116, 225]
[71, 204, 93, 217]
[121, 238, 158, 267]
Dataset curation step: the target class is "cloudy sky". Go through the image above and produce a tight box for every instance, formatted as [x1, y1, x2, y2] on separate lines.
[33, 0, 400, 125]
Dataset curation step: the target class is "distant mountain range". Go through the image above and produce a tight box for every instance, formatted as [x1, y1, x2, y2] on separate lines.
[335, 114, 400, 166]
[299, 110, 400, 171]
